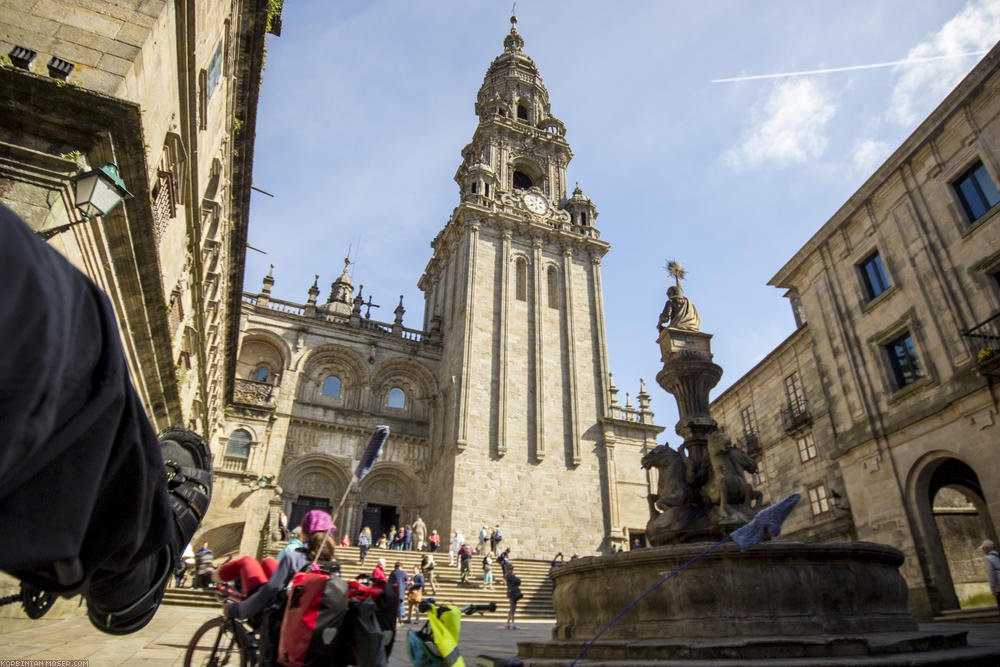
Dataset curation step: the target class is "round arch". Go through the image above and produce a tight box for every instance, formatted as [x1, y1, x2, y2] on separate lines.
[298, 344, 369, 407]
[280, 454, 352, 530]
[906, 451, 995, 613]
[370, 357, 438, 417]
[237, 329, 291, 382]
[353, 462, 422, 541]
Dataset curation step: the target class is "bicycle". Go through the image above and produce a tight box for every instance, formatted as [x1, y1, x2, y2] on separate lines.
[183, 582, 273, 667]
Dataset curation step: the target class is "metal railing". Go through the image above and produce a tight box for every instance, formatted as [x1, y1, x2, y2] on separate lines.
[962, 311, 1000, 357]
[739, 432, 762, 457]
[780, 399, 812, 434]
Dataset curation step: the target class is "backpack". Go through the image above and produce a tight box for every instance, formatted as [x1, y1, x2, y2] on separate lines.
[493, 528, 502, 542]
[278, 560, 398, 667]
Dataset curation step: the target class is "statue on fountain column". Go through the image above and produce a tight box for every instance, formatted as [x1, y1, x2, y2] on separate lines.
[657, 285, 700, 332]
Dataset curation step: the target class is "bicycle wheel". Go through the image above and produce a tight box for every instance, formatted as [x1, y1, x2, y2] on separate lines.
[184, 615, 249, 667]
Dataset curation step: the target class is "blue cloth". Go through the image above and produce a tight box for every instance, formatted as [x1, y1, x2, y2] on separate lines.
[730, 493, 801, 551]
[276, 537, 303, 561]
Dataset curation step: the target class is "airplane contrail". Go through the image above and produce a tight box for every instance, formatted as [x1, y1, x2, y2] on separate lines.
[711, 51, 988, 83]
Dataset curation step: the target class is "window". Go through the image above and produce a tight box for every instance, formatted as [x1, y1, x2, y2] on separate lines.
[515, 258, 527, 301]
[512, 170, 532, 190]
[954, 161, 1000, 222]
[226, 429, 252, 458]
[517, 104, 528, 121]
[739, 406, 756, 436]
[470, 182, 478, 194]
[797, 432, 818, 463]
[254, 365, 269, 383]
[484, 183, 490, 198]
[387, 387, 405, 409]
[580, 211, 588, 226]
[885, 333, 923, 389]
[207, 40, 223, 99]
[859, 251, 891, 300]
[784, 372, 806, 414]
[807, 483, 830, 516]
[547, 266, 558, 309]
[322, 375, 341, 397]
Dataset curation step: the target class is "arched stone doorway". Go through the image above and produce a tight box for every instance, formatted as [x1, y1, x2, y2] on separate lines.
[356, 464, 420, 543]
[281, 456, 351, 534]
[911, 455, 996, 612]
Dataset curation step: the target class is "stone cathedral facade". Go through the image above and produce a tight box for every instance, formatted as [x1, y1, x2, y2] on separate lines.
[202, 20, 663, 560]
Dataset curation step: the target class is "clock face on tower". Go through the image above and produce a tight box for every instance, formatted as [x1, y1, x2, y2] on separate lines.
[523, 192, 548, 215]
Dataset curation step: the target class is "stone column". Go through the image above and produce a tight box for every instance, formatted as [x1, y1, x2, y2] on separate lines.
[532, 237, 545, 461]
[562, 246, 580, 464]
[456, 223, 480, 452]
[497, 229, 511, 457]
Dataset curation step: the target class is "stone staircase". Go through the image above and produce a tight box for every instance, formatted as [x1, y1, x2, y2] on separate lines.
[164, 545, 556, 621]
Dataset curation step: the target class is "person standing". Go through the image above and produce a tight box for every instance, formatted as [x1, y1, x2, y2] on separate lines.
[371, 557, 387, 585]
[278, 510, 289, 540]
[478, 525, 489, 554]
[504, 565, 523, 630]
[412, 516, 427, 551]
[403, 525, 413, 551]
[277, 527, 304, 562]
[421, 553, 438, 595]
[195, 542, 214, 588]
[491, 524, 503, 555]
[449, 530, 463, 566]
[358, 526, 372, 566]
[389, 561, 409, 621]
[427, 530, 440, 553]
[981, 539, 1000, 612]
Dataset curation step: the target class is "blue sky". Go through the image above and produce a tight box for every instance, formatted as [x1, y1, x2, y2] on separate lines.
[246, 1, 1000, 438]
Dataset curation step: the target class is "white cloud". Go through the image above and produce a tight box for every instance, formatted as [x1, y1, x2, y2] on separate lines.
[887, 0, 1000, 127]
[724, 79, 836, 170]
[852, 139, 891, 175]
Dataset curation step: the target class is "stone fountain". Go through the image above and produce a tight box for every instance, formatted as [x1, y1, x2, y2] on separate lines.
[517, 275, 999, 665]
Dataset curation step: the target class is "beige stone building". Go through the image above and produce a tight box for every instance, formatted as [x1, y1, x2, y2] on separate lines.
[711, 42, 1000, 618]
[0, 1, 274, 448]
[208, 19, 663, 560]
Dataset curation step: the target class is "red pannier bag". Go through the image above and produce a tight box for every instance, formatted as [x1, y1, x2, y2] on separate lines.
[278, 570, 328, 667]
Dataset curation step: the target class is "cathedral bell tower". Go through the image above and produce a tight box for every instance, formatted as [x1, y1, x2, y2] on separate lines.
[418, 16, 617, 554]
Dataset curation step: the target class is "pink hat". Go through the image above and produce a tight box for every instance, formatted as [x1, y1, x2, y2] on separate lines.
[301, 510, 335, 535]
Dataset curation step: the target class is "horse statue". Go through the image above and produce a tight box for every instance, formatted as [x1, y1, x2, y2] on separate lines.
[706, 432, 763, 516]
[641, 444, 693, 516]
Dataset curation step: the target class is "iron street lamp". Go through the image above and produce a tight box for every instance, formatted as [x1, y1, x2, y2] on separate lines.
[38, 162, 133, 240]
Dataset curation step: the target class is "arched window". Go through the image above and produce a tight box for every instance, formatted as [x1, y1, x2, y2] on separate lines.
[517, 104, 528, 121]
[226, 429, 252, 458]
[387, 387, 405, 409]
[322, 375, 342, 398]
[512, 171, 532, 190]
[515, 258, 527, 301]
[547, 266, 559, 309]
[254, 365, 269, 382]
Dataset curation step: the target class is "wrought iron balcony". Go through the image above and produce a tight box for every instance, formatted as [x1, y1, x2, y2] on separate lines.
[781, 399, 812, 434]
[739, 432, 762, 457]
[962, 312, 1000, 378]
[233, 378, 276, 408]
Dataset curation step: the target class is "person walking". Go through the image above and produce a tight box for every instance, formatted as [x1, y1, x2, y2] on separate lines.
[498, 546, 512, 575]
[358, 525, 372, 566]
[459, 543, 472, 583]
[504, 565, 523, 629]
[421, 553, 438, 595]
[277, 527, 304, 562]
[405, 565, 424, 623]
[980, 539, 1000, 612]
[412, 516, 427, 551]
[482, 551, 494, 590]
[389, 561, 409, 621]
[195, 542, 215, 588]
[490, 524, 503, 555]
[278, 510, 289, 540]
